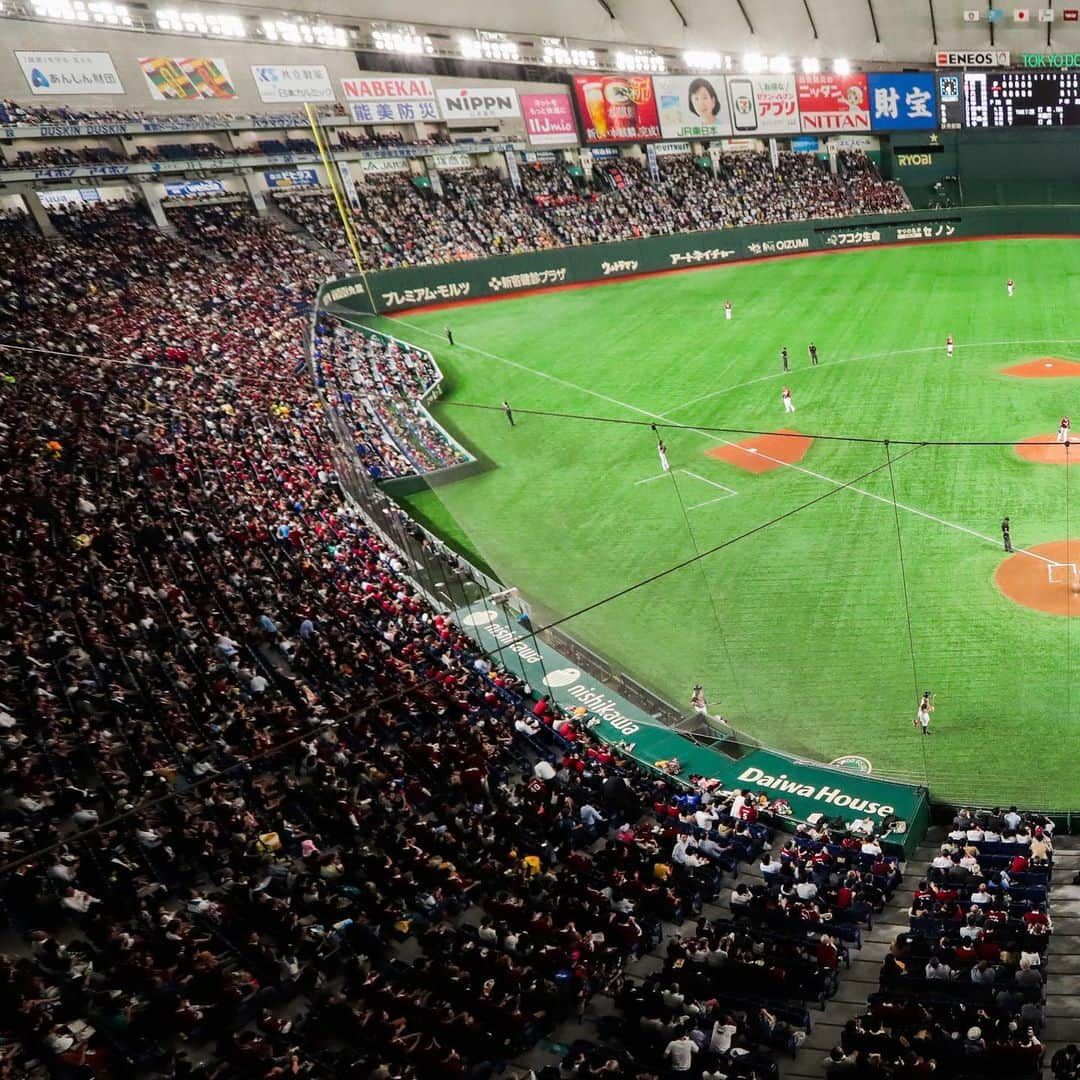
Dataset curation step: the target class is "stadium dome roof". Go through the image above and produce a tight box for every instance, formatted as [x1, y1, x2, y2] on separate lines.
[240, 0, 1071, 63]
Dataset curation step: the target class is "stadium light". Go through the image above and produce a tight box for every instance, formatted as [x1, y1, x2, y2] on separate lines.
[769, 55, 792, 74]
[833, 57, 851, 75]
[542, 39, 597, 67]
[742, 52, 767, 73]
[157, 8, 244, 36]
[684, 50, 729, 71]
[371, 27, 432, 54]
[459, 33, 520, 62]
[801, 57, 820, 74]
[263, 17, 347, 47]
[614, 49, 667, 73]
[32, 0, 129, 22]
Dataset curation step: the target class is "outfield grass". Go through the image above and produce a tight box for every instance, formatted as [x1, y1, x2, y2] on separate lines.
[371, 239, 1080, 808]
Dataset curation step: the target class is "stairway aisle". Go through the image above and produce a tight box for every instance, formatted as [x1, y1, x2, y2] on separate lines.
[1041, 834, 1080, 1073]
[785, 834, 937, 1079]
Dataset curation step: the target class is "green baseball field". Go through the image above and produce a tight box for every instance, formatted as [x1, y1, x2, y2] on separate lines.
[368, 238, 1080, 809]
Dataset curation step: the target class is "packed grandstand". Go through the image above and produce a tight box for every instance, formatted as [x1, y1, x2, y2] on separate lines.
[2, 3, 1080, 1078]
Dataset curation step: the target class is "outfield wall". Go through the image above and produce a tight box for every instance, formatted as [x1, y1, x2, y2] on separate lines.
[321, 205, 1080, 316]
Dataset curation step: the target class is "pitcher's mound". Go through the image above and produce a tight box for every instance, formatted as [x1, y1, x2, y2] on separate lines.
[1015, 435, 1080, 465]
[1002, 359, 1080, 378]
[996, 540, 1080, 616]
[706, 429, 813, 473]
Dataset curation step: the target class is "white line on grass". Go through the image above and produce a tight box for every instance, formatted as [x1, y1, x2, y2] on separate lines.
[665, 338, 1080, 415]
[388, 314, 1056, 567]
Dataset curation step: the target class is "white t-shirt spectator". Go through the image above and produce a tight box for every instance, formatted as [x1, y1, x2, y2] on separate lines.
[665, 1035, 697, 1071]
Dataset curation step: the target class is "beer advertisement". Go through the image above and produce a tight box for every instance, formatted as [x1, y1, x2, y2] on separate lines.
[571, 75, 661, 143]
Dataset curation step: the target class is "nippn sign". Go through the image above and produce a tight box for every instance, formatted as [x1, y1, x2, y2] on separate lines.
[436, 86, 520, 120]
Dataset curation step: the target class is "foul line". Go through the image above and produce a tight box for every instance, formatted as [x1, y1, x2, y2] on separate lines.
[665, 337, 1080, 416]
[386, 314, 1057, 568]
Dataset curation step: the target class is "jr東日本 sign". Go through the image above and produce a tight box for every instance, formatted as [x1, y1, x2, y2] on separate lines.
[726, 74, 801, 135]
[571, 75, 661, 143]
[140, 58, 236, 100]
[796, 73, 870, 131]
[341, 77, 440, 124]
[16, 52, 124, 96]
[653, 75, 733, 138]
[251, 65, 334, 103]
[436, 86, 520, 120]
[935, 50, 1011, 67]
[520, 93, 578, 145]
[867, 73, 937, 130]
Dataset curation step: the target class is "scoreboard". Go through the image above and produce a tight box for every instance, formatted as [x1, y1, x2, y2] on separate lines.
[963, 71, 1080, 128]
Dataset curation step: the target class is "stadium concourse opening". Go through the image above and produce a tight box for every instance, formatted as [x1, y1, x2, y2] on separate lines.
[705, 429, 814, 473]
[995, 541, 1080, 616]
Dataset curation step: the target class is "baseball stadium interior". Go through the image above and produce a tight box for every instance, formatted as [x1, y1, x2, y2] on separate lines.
[10, 2, 1080, 1079]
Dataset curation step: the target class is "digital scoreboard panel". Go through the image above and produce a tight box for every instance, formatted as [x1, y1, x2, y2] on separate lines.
[964, 70, 1080, 127]
[937, 73, 964, 129]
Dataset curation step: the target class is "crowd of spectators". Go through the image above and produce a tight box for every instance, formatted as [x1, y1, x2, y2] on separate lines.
[827, 806, 1055, 1077]
[0, 194, 908, 1077]
[270, 152, 908, 269]
[314, 318, 468, 477]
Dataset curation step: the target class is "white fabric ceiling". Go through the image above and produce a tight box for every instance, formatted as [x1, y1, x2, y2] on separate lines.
[254, 0, 1073, 62]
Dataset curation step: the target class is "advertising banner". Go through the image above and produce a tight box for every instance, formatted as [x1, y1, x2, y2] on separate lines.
[520, 92, 578, 145]
[436, 86, 520, 121]
[726, 75, 801, 134]
[796, 73, 870, 131]
[867, 73, 937, 130]
[140, 57, 236, 100]
[358, 158, 411, 174]
[790, 135, 822, 152]
[264, 169, 320, 188]
[16, 51, 124, 96]
[342, 76, 439, 124]
[36, 188, 102, 207]
[653, 75, 732, 138]
[431, 153, 473, 170]
[251, 64, 334, 104]
[572, 75, 661, 143]
[653, 141, 692, 155]
[935, 49, 1010, 66]
[163, 178, 226, 198]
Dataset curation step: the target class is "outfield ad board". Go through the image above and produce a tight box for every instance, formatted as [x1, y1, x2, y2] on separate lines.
[726, 74, 801, 134]
[572, 75, 661, 143]
[796, 73, 870, 131]
[653, 75, 733, 138]
[251, 64, 334, 103]
[520, 92, 578, 145]
[441, 603, 927, 851]
[16, 51, 124, 96]
[437, 85, 520, 121]
[868, 72, 937, 130]
[140, 57, 237, 100]
[322, 206, 1080, 317]
[341, 76, 440, 124]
